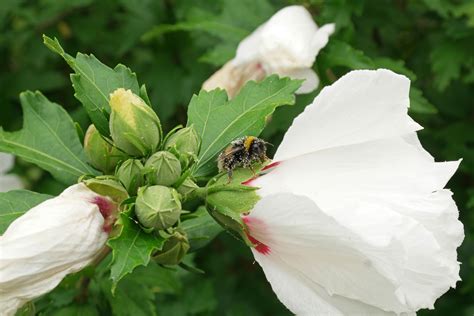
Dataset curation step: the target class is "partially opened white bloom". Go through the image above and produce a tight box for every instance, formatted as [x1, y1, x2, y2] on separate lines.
[203, 5, 335, 97]
[0, 153, 22, 192]
[0, 183, 115, 316]
[244, 69, 464, 315]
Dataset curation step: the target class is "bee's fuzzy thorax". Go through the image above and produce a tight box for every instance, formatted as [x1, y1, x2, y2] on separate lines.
[218, 136, 268, 178]
[244, 136, 256, 151]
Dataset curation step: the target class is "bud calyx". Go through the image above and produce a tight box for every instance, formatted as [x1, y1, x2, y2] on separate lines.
[116, 159, 144, 195]
[135, 185, 181, 230]
[153, 228, 190, 265]
[145, 151, 181, 186]
[84, 124, 126, 173]
[165, 126, 200, 156]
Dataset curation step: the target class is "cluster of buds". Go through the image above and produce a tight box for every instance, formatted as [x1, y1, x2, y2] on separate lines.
[82, 88, 202, 265]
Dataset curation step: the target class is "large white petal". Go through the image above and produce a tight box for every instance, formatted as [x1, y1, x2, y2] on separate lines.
[275, 68, 319, 94]
[246, 193, 416, 315]
[311, 23, 336, 57]
[274, 69, 422, 161]
[234, 6, 328, 71]
[0, 175, 23, 193]
[261, 137, 459, 198]
[0, 153, 14, 174]
[0, 184, 109, 315]
[252, 137, 463, 311]
[233, 24, 265, 67]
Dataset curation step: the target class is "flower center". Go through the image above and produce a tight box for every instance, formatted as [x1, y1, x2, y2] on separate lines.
[246, 233, 271, 255]
[243, 216, 271, 255]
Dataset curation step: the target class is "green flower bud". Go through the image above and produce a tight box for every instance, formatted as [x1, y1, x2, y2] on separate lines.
[116, 159, 144, 195]
[109, 88, 161, 156]
[135, 185, 181, 230]
[84, 125, 127, 173]
[145, 151, 181, 186]
[165, 126, 200, 155]
[153, 229, 190, 265]
[177, 178, 199, 199]
[204, 168, 260, 247]
[83, 177, 129, 203]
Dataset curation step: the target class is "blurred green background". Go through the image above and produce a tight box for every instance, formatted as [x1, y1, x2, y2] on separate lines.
[1, 0, 473, 315]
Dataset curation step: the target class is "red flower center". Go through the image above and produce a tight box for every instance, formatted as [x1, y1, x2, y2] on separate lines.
[93, 196, 116, 233]
[243, 217, 271, 255]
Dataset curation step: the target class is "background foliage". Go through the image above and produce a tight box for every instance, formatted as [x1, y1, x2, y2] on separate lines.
[1, 0, 473, 315]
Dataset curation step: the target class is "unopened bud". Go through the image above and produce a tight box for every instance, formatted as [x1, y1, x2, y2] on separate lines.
[109, 88, 161, 156]
[84, 124, 127, 173]
[153, 229, 190, 265]
[177, 178, 199, 199]
[0, 184, 111, 315]
[82, 177, 129, 204]
[116, 159, 144, 195]
[135, 185, 181, 230]
[145, 151, 181, 186]
[165, 126, 200, 156]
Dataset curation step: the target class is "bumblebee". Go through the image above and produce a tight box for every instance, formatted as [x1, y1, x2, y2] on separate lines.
[218, 136, 269, 179]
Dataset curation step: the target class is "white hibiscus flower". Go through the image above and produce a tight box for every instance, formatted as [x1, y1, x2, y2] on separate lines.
[203, 5, 335, 97]
[243, 69, 464, 315]
[0, 183, 116, 316]
[0, 153, 23, 192]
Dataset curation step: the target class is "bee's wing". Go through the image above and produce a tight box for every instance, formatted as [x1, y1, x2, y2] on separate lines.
[216, 146, 242, 160]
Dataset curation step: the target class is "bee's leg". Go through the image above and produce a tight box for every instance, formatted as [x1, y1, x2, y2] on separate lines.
[227, 170, 233, 184]
[249, 164, 256, 176]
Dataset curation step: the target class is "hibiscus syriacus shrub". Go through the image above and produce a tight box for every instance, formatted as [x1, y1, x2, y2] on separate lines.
[0, 4, 467, 316]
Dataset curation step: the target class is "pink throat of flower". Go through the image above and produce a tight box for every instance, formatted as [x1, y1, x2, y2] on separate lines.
[243, 217, 271, 255]
[93, 196, 116, 234]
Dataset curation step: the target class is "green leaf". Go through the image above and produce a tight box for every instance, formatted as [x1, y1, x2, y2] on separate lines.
[102, 276, 156, 316]
[319, 40, 374, 69]
[182, 206, 223, 251]
[409, 87, 438, 114]
[129, 261, 181, 294]
[187, 75, 301, 178]
[156, 278, 217, 315]
[51, 305, 99, 316]
[0, 190, 52, 234]
[100, 262, 180, 316]
[143, 21, 247, 43]
[0, 91, 99, 184]
[43, 35, 140, 136]
[430, 40, 466, 91]
[198, 43, 237, 66]
[108, 212, 165, 291]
